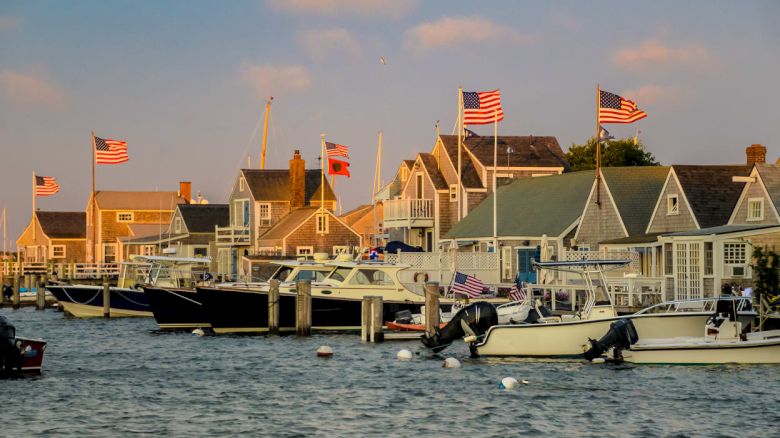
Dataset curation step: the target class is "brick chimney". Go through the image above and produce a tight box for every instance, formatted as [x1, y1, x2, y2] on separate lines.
[746, 144, 766, 165]
[289, 150, 306, 209]
[179, 181, 192, 203]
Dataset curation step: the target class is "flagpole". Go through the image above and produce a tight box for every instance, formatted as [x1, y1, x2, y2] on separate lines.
[457, 86, 463, 221]
[373, 130, 382, 247]
[32, 171, 36, 240]
[595, 84, 601, 206]
[320, 133, 326, 212]
[91, 131, 97, 262]
[493, 109, 499, 253]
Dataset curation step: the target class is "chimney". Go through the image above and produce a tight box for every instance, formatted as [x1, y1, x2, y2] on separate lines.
[289, 150, 306, 209]
[746, 144, 767, 165]
[179, 181, 192, 203]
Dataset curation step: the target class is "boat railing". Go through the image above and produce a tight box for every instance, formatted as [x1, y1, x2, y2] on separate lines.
[633, 296, 753, 315]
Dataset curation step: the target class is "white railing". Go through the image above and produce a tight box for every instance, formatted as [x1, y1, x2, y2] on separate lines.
[524, 277, 666, 313]
[386, 250, 500, 286]
[384, 199, 434, 227]
[215, 225, 250, 246]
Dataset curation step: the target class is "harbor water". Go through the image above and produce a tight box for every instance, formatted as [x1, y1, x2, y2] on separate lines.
[3, 308, 779, 437]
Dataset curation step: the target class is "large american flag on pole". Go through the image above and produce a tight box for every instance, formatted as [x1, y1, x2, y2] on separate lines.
[35, 176, 60, 196]
[95, 136, 129, 164]
[463, 90, 504, 125]
[451, 272, 485, 298]
[325, 142, 349, 159]
[599, 90, 647, 124]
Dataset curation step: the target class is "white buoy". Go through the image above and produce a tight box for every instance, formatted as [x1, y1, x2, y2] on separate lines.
[499, 377, 518, 389]
[592, 357, 606, 364]
[442, 357, 461, 368]
[191, 328, 205, 337]
[521, 379, 529, 385]
[396, 349, 413, 360]
[316, 345, 333, 357]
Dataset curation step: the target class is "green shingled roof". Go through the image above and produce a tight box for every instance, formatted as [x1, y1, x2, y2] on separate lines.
[445, 170, 595, 239]
[602, 166, 670, 236]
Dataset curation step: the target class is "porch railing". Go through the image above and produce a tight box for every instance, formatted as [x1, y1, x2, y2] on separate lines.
[215, 225, 250, 246]
[383, 199, 434, 228]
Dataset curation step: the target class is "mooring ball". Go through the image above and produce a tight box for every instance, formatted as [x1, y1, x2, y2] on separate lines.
[521, 379, 529, 385]
[316, 345, 333, 357]
[592, 357, 606, 364]
[396, 349, 413, 360]
[191, 328, 205, 337]
[442, 357, 461, 368]
[499, 377, 518, 389]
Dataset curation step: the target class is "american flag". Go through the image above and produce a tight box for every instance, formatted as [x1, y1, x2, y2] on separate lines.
[325, 142, 349, 159]
[451, 272, 485, 298]
[35, 176, 59, 196]
[463, 89, 504, 125]
[95, 136, 129, 164]
[599, 90, 647, 124]
[508, 282, 526, 302]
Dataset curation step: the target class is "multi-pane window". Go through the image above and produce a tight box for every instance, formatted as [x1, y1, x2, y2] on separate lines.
[723, 243, 747, 264]
[141, 245, 155, 256]
[664, 242, 673, 275]
[258, 203, 271, 225]
[117, 212, 134, 222]
[747, 198, 763, 221]
[51, 245, 65, 258]
[449, 185, 458, 202]
[704, 242, 713, 275]
[297, 246, 313, 256]
[667, 195, 679, 215]
[174, 217, 183, 234]
[316, 213, 328, 233]
[332, 246, 349, 255]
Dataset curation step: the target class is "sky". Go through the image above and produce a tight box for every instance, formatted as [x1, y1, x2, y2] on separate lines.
[1, 0, 779, 247]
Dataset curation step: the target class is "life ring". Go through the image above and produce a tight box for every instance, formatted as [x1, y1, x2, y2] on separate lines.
[414, 272, 429, 283]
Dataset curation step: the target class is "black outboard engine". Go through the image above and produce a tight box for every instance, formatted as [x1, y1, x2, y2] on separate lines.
[0, 315, 23, 373]
[583, 318, 639, 361]
[421, 302, 498, 353]
[393, 310, 414, 325]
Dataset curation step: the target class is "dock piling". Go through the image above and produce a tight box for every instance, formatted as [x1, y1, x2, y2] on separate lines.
[36, 274, 46, 310]
[268, 279, 280, 335]
[361, 296, 384, 343]
[102, 275, 110, 318]
[295, 279, 311, 336]
[12, 272, 20, 309]
[424, 282, 441, 337]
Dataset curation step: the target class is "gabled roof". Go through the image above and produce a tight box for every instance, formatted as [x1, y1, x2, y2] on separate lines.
[438, 136, 483, 188]
[94, 191, 186, 210]
[602, 166, 670, 236]
[403, 160, 416, 169]
[672, 165, 750, 228]
[440, 134, 570, 170]
[445, 170, 595, 239]
[241, 169, 336, 203]
[418, 153, 448, 190]
[755, 164, 780, 211]
[257, 207, 320, 241]
[36, 211, 86, 239]
[178, 204, 230, 233]
[340, 204, 373, 226]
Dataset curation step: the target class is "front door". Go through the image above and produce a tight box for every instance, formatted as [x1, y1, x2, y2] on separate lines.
[516, 248, 538, 284]
[425, 230, 433, 251]
[674, 242, 702, 301]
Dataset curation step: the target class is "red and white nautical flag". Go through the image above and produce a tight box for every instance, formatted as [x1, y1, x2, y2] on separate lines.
[451, 272, 485, 298]
[35, 176, 60, 196]
[598, 90, 647, 124]
[95, 136, 129, 164]
[463, 89, 504, 125]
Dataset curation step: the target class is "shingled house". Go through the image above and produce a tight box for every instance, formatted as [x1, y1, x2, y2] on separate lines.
[340, 203, 384, 248]
[86, 186, 188, 263]
[16, 211, 86, 264]
[217, 150, 359, 278]
[384, 134, 569, 251]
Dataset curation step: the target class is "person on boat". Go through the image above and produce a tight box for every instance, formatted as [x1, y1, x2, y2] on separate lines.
[2, 283, 12, 303]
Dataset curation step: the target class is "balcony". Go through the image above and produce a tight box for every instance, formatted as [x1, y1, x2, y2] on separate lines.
[384, 198, 434, 229]
[215, 225, 250, 246]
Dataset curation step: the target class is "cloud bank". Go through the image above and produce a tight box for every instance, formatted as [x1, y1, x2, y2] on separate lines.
[242, 64, 312, 97]
[299, 28, 361, 59]
[404, 16, 534, 54]
[613, 40, 715, 72]
[0, 70, 66, 108]
[266, 0, 417, 19]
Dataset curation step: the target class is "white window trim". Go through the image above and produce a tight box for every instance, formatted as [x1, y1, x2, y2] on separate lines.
[666, 194, 679, 216]
[192, 246, 208, 257]
[141, 245, 156, 256]
[50, 245, 66, 259]
[449, 184, 458, 203]
[316, 213, 329, 234]
[117, 212, 134, 222]
[174, 217, 182, 234]
[332, 245, 350, 256]
[239, 177, 246, 192]
[296, 246, 314, 256]
[257, 202, 272, 226]
[747, 197, 764, 221]
[415, 173, 424, 199]
[233, 198, 250, 227]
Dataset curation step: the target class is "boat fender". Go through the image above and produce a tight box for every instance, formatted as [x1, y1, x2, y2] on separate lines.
[499, 377, 518, 389]
[414, 272, 429, 283]
[316, 345, 333, 357]
[442, 357, 461, 368]
[191, 328, 205, 337]
[396, 349, 413, 360]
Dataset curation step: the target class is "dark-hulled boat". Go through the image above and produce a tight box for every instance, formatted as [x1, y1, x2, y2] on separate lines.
[1, 314, 47, 377]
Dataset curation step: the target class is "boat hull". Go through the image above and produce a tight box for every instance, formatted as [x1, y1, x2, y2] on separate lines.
[624, 336, 780, 364]
[474, 312, 754, 358]
[1, 337, 47, 377]
[144, 286, 210, 330]
[47, 285, 152, 318]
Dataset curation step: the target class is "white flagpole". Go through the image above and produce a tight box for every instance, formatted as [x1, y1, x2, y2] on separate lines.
[320, 133, 326, 212]
[457, 86, 463, 221]
[493, 109, 498, 251]
[32, 171, 36, 240]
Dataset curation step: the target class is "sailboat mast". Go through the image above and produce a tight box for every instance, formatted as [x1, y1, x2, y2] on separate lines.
[260, 97, 273, 169]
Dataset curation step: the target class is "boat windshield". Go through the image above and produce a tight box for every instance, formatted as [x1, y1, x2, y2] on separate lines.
[270, 266, 294, 281]
[290, 269, 329, 282]
[327, 267, 353, 283]
[347, 269, 395, 286]
[593, 281, 611, 305]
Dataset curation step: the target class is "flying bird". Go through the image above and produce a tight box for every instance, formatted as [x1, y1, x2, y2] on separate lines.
[379, 56, 387, 65]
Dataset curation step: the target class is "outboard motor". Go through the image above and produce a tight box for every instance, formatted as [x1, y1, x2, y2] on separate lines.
[583, 318, 639, 361]
[421, 302, 498, 353]
[0, 315, 23, 373]
[393, 310, 414, 325]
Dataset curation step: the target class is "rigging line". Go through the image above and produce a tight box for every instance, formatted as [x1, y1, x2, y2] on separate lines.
[62, 287, 102, 306]
[114, 290, 151, 307]
[223, 111, 264, 201]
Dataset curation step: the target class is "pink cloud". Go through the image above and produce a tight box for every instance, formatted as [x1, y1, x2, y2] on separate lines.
[404, 16, 535, 53]
[266, 0, 417, 19]
[0, 70, 66, 108]
[612, 40, 715, 71]
[621, 84, 679, 105]
[299, 28, 361, 59]
[242, 64, 312, 97]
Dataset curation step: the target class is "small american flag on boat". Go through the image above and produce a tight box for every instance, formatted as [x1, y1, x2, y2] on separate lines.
[508, 282, 526, 302]
[451, 272, 485, 298]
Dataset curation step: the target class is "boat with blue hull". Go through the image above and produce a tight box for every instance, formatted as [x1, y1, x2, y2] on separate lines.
[46, 285, 151, 317]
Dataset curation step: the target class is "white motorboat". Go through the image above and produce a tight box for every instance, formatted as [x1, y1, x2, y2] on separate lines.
[421, 260, 756, 358]
[586, 299, 780, 364]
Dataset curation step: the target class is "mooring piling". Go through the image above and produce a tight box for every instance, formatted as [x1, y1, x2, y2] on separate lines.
[295, 279, 312, 336]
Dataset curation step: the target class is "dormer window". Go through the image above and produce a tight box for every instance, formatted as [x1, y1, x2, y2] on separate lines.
[747, 198, 764, 221]
[174, 217, 183, 234]
[449, 184, 458, 202]
[666, 195, 679, 216]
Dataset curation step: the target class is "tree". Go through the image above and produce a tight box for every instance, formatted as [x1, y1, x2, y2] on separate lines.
[566, 137, 660, 172]
[751, 246, 779, 300]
